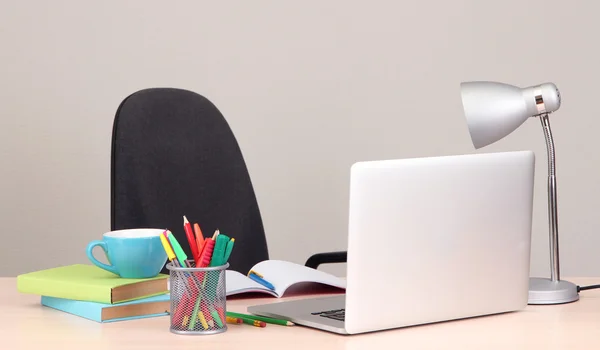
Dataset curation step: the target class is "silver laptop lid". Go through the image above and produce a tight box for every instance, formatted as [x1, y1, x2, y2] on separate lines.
[344, 150, 535, 334]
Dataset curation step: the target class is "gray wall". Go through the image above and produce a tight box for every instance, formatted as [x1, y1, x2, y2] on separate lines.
[2, 0, 599, 278]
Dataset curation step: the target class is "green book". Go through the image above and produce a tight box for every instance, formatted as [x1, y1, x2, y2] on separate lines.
[17, 264, 169, 304]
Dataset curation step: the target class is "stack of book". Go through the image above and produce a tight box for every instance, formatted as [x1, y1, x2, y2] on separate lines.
[16, 264, 170, 323]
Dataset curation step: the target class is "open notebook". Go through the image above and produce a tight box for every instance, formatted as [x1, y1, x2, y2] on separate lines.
[225, 260, 346, 298]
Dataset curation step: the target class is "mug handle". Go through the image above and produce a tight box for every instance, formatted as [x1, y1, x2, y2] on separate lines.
[86, 240, 119, 275]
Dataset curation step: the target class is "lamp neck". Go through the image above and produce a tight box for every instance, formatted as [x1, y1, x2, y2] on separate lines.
[539, 113, 560, 281]
[540, 114, 556, 176]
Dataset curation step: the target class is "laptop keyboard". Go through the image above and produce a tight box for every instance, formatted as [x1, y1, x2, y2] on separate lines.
[311, 309, 345, 321]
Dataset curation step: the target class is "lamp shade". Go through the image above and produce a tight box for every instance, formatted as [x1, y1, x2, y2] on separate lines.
[460, 81, 561, 149]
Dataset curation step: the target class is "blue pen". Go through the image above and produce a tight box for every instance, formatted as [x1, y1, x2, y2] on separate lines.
[248, 271, 275, 291]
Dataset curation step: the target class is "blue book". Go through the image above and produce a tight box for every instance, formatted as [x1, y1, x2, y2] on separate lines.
[41, 293, 170, 323]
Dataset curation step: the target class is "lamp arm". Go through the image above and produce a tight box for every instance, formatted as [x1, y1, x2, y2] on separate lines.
[540, 113, 560, 282]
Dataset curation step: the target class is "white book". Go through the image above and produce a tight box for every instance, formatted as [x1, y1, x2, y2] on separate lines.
[225, 260, 346, 298]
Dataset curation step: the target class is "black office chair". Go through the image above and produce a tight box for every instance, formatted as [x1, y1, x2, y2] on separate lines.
[110, 87, 344, 273]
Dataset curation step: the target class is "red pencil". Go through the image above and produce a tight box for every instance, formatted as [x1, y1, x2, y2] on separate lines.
[183, 216, 200, 262]
[173, 292, 189, 325]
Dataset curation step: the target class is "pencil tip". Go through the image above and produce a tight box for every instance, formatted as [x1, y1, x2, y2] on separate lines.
[183, 215, 189, 223]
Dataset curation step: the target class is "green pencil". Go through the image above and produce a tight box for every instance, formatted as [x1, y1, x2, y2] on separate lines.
[188, 296, 202, 330]
[226, 311, 294, 326]
[211, 308, 224, 328]
[223, 238, 235, 262]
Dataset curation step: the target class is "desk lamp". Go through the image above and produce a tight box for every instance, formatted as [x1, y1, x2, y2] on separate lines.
[459, 81, 579, 305]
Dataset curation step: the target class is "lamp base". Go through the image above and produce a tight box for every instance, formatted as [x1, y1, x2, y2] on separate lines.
[528, 277, 579, 305]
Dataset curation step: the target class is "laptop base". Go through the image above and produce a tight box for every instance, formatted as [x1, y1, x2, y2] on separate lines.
[247, 295, 348, 335]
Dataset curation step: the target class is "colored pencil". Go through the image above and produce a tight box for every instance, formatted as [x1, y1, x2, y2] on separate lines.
[223, 238, 235, 262]
[183, 216, 200, 262]
[239, 318, 266, 327]
[226, 311, 294, 326]
[226, 316, 243, 324]
[193, 222, 205, 258]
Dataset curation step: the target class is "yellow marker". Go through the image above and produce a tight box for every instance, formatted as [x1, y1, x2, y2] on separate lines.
[182, 315, 189, 327]
[159, 231, 177, 261]
[198, 311, 209, 330]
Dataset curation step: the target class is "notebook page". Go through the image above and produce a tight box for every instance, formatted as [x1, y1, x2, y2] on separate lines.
[250, 260, 346, 296]
[225, 270, 278, 297]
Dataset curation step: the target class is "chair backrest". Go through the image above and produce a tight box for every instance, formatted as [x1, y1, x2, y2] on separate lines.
[110, 87, 269, 274]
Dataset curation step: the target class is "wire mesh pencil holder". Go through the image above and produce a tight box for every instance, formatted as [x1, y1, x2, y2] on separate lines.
[166, 261, 229, 335]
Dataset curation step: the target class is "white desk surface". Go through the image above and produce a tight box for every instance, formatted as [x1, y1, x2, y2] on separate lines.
[3, 277, 600, 349]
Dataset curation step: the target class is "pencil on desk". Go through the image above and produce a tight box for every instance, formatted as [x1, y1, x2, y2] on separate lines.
[226, 316, 243, 324]
[226, 311, 294, 326]
[239, 318, 267, 328]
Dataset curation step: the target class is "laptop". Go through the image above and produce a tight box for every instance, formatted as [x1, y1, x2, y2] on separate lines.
[247, 150, 535, 335]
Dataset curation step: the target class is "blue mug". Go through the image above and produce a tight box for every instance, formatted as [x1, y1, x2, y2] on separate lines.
[86, 228, 168, 279]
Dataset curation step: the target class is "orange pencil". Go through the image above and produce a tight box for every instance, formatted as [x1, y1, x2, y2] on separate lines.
[194, 223, 205, 260]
